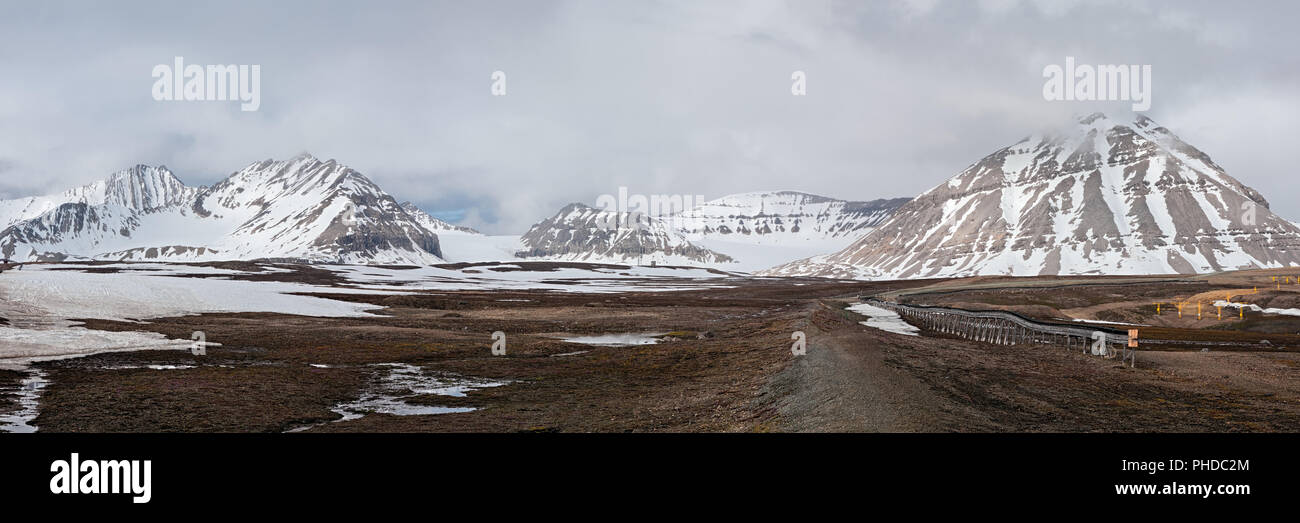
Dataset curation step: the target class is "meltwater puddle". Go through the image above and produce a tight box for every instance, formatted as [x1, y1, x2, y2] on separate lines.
[846, 303, 921, 337]
[290, 363, 505, 432]
[0, 369, 49, 433]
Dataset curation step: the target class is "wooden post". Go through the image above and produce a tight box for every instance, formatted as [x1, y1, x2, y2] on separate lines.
[1123, 330, 1138, 368]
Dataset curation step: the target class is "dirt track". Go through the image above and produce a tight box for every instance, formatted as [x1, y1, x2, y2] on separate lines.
[764, 302, 946, 431]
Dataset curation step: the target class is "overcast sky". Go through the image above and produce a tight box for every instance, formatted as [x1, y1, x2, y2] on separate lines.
[1, 0, 1296, 234]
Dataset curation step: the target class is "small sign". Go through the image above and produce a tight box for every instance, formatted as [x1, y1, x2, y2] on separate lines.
[1128, 329, 1139, 348]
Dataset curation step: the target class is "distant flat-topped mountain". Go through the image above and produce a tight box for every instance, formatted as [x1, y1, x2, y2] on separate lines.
[674, 191, 908, 243]
[515, 203, 734, 265]
[515, 192, 908, 270]
[763, 113, 1300, 279]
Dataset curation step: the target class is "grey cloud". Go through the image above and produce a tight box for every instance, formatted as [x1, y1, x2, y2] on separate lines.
[0, 0, 1296, 234]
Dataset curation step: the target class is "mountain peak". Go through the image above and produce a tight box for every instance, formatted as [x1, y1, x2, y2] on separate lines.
[228, 154, 370, 193]
[1069, 112, 1171, 135]
[106, 164, 177, 183]
[764, 115, 1300, 279]
[1077, 111, 1109, 125]
[76, 164, 192, 212]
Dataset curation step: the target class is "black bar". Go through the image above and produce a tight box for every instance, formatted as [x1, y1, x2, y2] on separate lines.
[1, 434, 1290, 511]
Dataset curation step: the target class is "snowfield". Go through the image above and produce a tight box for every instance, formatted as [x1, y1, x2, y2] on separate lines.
[435, 232, 524, 263]
[325, 263, 737, 293]
[0, 266, 386, 323]
[0, 264, 386, 368]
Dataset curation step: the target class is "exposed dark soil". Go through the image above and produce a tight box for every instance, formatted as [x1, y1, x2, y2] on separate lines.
[869, 319, 1300, 431]
[28, 277, 893, 432]
[9, 266, 1300, 432]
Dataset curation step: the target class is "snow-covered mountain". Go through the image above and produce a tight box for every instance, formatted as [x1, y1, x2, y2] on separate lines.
[0, 165, 203, 262]
[764, 113, 1300, 279]
[515, 192, 908, 270]
[0, 155, 444, 264]
[0, 165, 193, 230]
[675, 191, 907, 243]
[516, 203, 734, 265]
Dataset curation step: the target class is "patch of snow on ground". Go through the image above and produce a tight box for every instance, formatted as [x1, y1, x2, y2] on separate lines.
[327, 263, 736, 293]
[558, 333, 663, 346]
[1214, 300, 1300, 317]
[0, 327, 192, 369]
[1072, 318, 1143, 326]
[846, 303, 921, 336]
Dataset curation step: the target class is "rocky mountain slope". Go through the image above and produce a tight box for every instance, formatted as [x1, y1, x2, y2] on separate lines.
[763, 113, 1300, 279]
